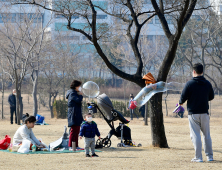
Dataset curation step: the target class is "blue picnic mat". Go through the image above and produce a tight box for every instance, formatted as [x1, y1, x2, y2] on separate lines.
[0, 149, 101, 154]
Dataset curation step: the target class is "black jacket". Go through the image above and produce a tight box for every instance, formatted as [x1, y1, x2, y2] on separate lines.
[66, 89, 83, 127]
[8, 94, 16, 107]
[179, 76, 214, 115]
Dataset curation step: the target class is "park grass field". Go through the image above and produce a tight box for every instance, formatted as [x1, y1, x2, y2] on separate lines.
[0, 93, 222, 170]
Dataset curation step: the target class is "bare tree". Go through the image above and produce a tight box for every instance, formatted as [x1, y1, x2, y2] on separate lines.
[39, 55, 63, 118]
[0, 6, 49, 124]
[0, 55, 8, 119]
[177, 8, 222, 92]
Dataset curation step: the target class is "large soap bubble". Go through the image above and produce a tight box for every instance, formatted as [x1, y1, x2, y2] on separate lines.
[131, 81, 185, 108]
[82, 81, 100, 98]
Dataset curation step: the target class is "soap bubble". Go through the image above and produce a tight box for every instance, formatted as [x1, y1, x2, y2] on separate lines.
[82, 81, 100, 98]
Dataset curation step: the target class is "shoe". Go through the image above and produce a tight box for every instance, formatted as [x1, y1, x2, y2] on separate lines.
[207, 158, 214, 162]
[191, 158, 203, 162]
[92, 153, 99, 157]
[76, 147, 84, 150]
[86, 154, 91, 157]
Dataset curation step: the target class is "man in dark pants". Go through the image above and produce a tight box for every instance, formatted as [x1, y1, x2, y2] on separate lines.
[179, 63, 214, 162]
[8, 89, 17, 124]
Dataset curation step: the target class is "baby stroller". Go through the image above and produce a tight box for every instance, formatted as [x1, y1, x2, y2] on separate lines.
[88, 93, 132, 147]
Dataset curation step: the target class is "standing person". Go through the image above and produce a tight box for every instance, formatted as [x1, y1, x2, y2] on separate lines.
[139, 105, 145, 120]
[79, 113, 101, 157]
[179, 63, 214, 162]
[66, 80, 84, 150]
[8, 89, 17, 124]
[128, 94, 139, 120]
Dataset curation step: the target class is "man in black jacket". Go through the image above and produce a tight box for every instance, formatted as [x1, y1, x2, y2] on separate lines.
[179, 63, 214, 162]
[8, 89, 17, 124]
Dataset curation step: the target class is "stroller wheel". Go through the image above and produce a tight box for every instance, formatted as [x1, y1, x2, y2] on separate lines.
[117, 143, 124, 147]
[102, 138, 111, 148]
[96, 138, 103, 146]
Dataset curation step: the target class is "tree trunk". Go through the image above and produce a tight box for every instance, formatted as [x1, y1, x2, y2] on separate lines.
[149, 93, 168, 148]
[19, 96, 23, 119]
[1, 80, 4, 119]
[63, 72, 65, 100]
[33, 80, 38, 116]
[49, 93, 54, 118]
[16, 87, 21, 125]
[165, 91, 168, 117]
[149, 38, 180, 147]
[31, 70, 39, 117]
[144, 102, 148, 126]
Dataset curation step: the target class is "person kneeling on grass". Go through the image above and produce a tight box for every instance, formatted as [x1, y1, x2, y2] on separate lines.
[79, 113, 101, 157]
[13, 116, 45, 150]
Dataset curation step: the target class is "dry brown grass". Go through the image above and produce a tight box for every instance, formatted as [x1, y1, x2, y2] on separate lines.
[0, 93, 222, 170]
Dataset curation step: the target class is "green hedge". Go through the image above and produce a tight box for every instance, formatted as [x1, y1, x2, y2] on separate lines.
[53, 100, 68, 119]
[53, 99, 144, 119]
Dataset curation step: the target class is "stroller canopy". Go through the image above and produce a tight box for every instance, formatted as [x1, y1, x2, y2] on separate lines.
[97, 93, 129, 124]
[97, 93, 114, 120]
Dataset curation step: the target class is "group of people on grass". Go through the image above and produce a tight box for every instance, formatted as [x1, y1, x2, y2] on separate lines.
[10, 80, 100, 157]
[9, 63, 214, 161]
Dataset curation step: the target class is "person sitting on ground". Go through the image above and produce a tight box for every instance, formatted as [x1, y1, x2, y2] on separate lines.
[13, 115, 45, 149]
[79, 113, 101, 157]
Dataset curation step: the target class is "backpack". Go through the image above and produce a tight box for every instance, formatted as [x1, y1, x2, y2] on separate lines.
[130, 100, 137, 109]
[0, 135, 11, 150]
[36, 114, 45, 124]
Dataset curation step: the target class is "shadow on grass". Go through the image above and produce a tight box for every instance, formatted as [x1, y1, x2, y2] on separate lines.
[170, 147, 194, 151]
[205, 160, 222, 163]
[100, 147, 145, 152]
[100, 156, 137, 159]
[213, 150, 222, 154]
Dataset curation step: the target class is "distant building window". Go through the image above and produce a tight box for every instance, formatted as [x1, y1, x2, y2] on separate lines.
[55, 14, 64, 19]
[220, 5, 222, 12]
[143, 0, 152, 4]
[147, 14, 153, 24]
[83, 36, 88, 40]
[0, 13, 16, 23]
[155, 35, 167, 42]
[88, 15, 107, 19]
[19, 13, 43, 23]
[127, 14, 132, 20]
[192, 15, 201, 21]
[97, 15, 107, 19]
[55, 14, 79, 19]
[155, 16, 160, 24]
[60, 36, 79, 41]
[166, 15, 173, 24]
[147, 35, 154, 41]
